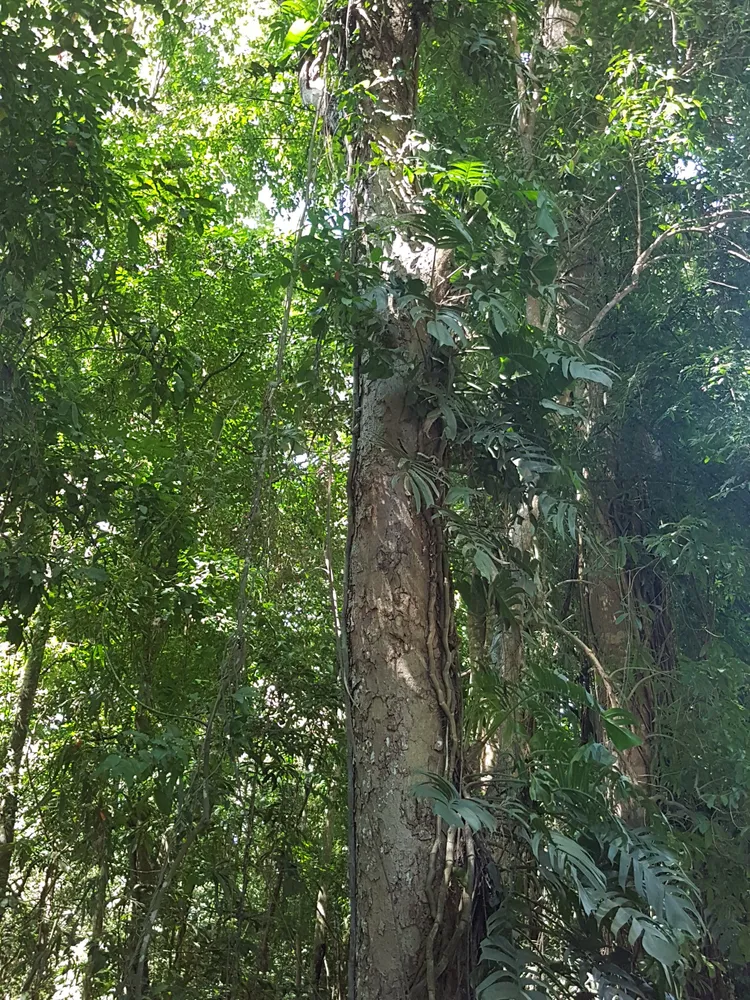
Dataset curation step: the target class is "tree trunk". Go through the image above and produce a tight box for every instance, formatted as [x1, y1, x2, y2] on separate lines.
[257, 859, 283, 977]
[83, 823, 109, 1000]
[123, 831, 155, 999]
[312, 810, 333, 996]
[344, 4, 463, 999]
[295, 902, 304, 994]
[121, 634, 161, 1000]
[0, 602, 51, 908]
[230, 771, 257, 994]
[20, 861, 58, 998]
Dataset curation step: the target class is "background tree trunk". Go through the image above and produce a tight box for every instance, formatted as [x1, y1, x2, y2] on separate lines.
[311, 810, 333, 996]
[257, 858, 283, 977]
[0, 603, 51, 909]
[83, 823, 109, 1000]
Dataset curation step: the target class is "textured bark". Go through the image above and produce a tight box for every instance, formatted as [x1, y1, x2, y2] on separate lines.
[344, 3, 463, 998]
[0, 603, 50, 908]
[348, 425, 458, 1000]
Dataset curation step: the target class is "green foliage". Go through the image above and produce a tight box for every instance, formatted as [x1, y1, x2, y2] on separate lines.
[414, 773, 498, 833]
[0, 0, 148, 332]
[2, 0, 750, 998]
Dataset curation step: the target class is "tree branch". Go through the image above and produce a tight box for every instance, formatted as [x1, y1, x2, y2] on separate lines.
[578, 208, 750, 346]
[195, 349, 246, 394]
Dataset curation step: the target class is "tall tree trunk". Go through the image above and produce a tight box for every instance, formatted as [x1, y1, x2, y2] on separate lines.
[257, 859, 283, 977]
[343, 4, 463, 999]
[230, 771, 257, 995]
[20, 861, 58, 998]
[558, 234, 657, 787]
[123, 831, 155, 999]
[0, 602, 51, 908]
[311, 810, 333, 996]
[555, 162, 678, 796]
[83, 822, 109, 1000]
[121, 631, 161, 1000]
[170, 892, 192, 983]
[295, 901, 304, 994]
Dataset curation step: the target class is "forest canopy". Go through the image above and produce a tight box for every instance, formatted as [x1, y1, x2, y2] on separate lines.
[2, 2, 750, 999]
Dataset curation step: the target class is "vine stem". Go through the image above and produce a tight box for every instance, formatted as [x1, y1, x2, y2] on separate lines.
[425, 825, 457, 1000]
